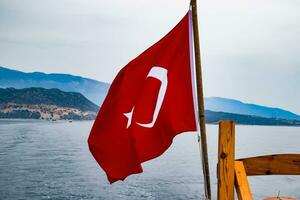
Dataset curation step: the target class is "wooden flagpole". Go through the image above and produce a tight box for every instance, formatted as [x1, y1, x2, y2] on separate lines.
[190, 0, 211, 199]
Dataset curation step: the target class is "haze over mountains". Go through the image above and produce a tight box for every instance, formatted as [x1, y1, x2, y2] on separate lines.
[0, 66, 109, 105]
[1, 66, 299, 124]
[205, 97, 300, 120]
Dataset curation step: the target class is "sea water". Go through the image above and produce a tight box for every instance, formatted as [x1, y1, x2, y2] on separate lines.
[0, 120, 299, 199]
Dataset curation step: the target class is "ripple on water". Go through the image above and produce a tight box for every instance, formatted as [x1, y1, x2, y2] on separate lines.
[0, 120, 299, 199]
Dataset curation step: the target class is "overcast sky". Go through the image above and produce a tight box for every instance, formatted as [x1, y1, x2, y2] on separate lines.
[0, 0, 299, 113]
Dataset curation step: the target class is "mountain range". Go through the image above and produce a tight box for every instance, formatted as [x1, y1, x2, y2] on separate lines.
[1, 66, 299, 124]
[0, 66, 109, 105]
[0, 87, 299, 126]
[205, 110, 300, 126]
[205, 97, 300, 120]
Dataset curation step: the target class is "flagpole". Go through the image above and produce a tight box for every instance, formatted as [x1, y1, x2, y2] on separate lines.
[190, 0, 211, 199]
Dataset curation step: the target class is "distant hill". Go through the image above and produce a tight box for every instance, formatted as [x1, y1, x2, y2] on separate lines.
[205, 110, 300, 126]
[0, 87, 99, 120]
[0, 66, 109, 105]
[0, 87, 98, 112]
[205, 97, 300, 120]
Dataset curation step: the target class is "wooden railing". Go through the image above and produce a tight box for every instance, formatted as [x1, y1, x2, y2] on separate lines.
[217, 120, 300, 200]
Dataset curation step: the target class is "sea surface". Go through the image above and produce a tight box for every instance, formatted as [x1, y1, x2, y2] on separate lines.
[0, 119, 299, 199]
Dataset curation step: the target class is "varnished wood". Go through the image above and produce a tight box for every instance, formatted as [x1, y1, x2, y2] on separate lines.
[264, 197, 297, 200]
[217, 121, 235, 200]
[190, 0, 211, 199]
[217, 121, 299, 199]
[234, 161, 253, 200]
[237, 154, 300, 176]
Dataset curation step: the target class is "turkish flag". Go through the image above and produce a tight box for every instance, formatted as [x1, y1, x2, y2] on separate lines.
[88, 11, 198, 183]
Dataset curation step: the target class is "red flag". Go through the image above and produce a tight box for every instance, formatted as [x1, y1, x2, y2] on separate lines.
[88, 11, 198, 183]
